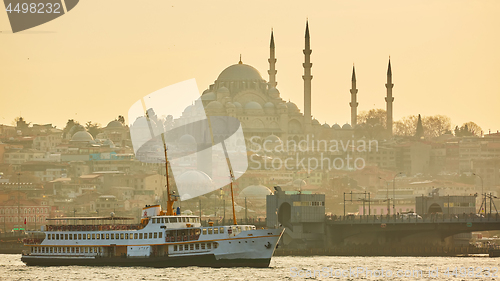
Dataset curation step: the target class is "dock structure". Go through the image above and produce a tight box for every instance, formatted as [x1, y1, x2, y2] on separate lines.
[326, 213, 500, 246]
[266, 191, 500, 255]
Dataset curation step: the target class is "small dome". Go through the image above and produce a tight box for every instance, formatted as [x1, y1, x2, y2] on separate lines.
[293, 179, 307, 188]
[206, 101, 223, 110]
[71, 131, 94, 142]
[238, 184, 272, 200]
[176, 170, 213, 200]
[182, 105, 194, 115]
[332, 124, 342, 130]
[342, 123, 352, 130]
[277, 102, 287, 109]
[233, 102, 242, 108]
[217, 64, 264, 82]
[178, 134, 196, 144]
[322, 123, 330, 129]
[286, 102, 299, 112]
[217, 86, 230, 94]
[225, 102, 236, 108]
[312, 119, 320, 125]
[177, 170, 212, 182]
[102, 139, 114, 147]
[68, 124, 86, 136]
[265, 134, 281, 143]
[244, 101, 263, 110]
[106, 120, 123, 129]
[268, 87, 280, 98]
[201, 92, 216, 101]
[202, 89, 210, 95]
[354, 124, 363, 130]
[264, 102, 275, 108]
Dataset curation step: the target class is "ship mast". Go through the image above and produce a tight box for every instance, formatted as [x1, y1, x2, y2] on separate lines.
[229, 169, 237, 225]
[161, 133, 176, 216]
[221, 142, 237, 225]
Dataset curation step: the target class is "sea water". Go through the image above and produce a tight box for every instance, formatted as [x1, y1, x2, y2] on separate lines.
[0, 254, 498, 280]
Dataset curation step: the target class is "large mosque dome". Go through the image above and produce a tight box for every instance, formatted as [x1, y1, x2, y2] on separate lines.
[106, 120, 123, 129]
[71, 131, 94, 142]
[217, 63, 264, 82]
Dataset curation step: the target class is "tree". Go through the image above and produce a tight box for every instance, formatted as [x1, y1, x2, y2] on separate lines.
[85, 121, 102, 138]
[357, 109, 386, 128]
[14, 116, 30, 129]
[463, 122, 482, 136]
[62, 119, 77, 138]
[393, 115, 418, 137]
[117, 115, 125, 124]
[455, 122, 482, 137]
[422, 115, 451, 138]
[415, 114, 424, 139]
[394, 114, 451, 139]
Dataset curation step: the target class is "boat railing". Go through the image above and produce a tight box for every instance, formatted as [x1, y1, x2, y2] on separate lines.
[23, 238, 44, 245]
[45, 224, 140, 231]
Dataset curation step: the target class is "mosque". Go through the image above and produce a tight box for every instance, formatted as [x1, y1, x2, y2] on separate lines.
[183, 21, 396, 148]
[128, 22, 398, 202]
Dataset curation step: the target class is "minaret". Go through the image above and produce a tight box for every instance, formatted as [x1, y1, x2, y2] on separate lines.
[268, 30, 277, 89]
[303, 21, 313, 131]
[350, 65, 358, 127]
[385, 59, 394, 137]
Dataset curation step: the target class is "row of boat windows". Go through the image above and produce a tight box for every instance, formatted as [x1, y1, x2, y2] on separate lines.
[32, 246, 102, 254]
[203, 227, 224, 235]
[173, 242, 218, 252]
[0, 208, 48, 214]
[46, 232, 163, 241]
[164, 227, 224, 239]
[151, 217, 199, 224]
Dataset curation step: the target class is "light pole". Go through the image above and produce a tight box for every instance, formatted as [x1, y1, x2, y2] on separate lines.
[383, 199, 391, 217]
[393, 172, 403, 215]
[386, 182, 390, 215]
[17, 172, 21, 231]
[214, 192, 217, 218]
[379, 177, 389, 215]
[297, 175, 309, 192]
[472, 173, 484, 214]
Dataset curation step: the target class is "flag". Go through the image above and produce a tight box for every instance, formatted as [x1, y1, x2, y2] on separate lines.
[24, 218, 26, 225]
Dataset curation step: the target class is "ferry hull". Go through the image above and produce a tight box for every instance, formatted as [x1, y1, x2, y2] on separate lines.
[21, 254, 272, 268]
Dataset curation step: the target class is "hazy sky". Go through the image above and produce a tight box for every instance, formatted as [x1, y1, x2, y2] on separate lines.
[1, 0, 499, 133]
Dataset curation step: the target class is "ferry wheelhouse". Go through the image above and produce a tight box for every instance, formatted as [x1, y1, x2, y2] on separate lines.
[21, 205, 283, 267]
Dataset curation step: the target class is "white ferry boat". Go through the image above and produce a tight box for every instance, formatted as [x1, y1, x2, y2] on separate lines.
[21, 205, 283, 267]
[22, 140, 283, 267]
